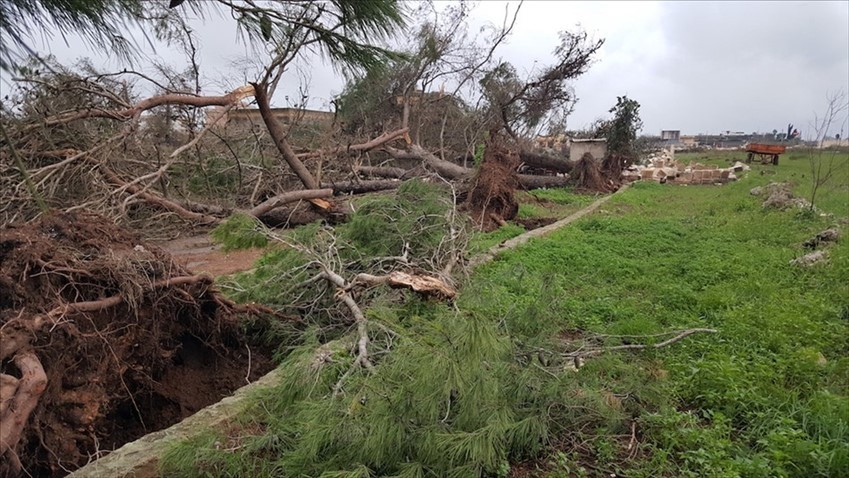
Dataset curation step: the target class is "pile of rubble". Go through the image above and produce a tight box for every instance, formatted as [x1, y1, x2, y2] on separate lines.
[622, 151, 750, 185]
[750, 182, 814, 210]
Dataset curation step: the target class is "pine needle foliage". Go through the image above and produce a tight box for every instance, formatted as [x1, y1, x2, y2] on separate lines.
[211, 212, 270, 251]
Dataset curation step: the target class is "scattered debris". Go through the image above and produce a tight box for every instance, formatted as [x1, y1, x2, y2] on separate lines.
[790, 250, 827, 267]
[621, 152, 748, 185]
[803, 228, 840, 249]
[751, 182, 814, 210]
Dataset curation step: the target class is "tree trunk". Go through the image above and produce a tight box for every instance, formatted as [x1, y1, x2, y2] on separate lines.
[321, 179, 401, 194]
[249, 188, 334, 217]
[519, 151, 574, 173]
[253, 82, 320, 190]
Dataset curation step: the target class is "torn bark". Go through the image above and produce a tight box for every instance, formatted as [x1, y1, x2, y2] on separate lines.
[353, 271, 456, 300]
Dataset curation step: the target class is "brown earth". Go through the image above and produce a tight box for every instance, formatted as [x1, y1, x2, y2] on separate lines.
[0, 212, 275, 477]
[160, 235, 267, 276]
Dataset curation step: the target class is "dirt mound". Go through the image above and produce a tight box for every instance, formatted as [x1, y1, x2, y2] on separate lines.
[466, 137, 520, 231]
[0, 212, 274, 477]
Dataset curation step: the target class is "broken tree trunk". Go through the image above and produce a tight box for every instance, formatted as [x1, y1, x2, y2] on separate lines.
[253, 82, 320, 190]
[383, 145, 570, 189]
[248, 189, 334, 217]
[519, 151, 574, 174]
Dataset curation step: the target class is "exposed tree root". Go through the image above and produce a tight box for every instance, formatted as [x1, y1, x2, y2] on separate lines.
[0, 352, 48, 477]
[0, 212, 280, 476]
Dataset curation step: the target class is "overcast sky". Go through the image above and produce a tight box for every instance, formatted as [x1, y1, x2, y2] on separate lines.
[5, 1, 848, 137]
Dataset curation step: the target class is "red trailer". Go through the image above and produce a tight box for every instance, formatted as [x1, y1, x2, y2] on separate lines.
[745, 143, 786, 165]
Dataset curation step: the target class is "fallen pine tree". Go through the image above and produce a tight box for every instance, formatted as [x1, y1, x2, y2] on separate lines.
[0, 212, 291, 477]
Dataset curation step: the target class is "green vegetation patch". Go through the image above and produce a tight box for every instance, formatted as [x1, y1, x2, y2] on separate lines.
[163, 152, 848, 477]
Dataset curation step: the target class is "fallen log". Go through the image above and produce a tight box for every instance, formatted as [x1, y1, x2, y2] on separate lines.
[519, 151, 574, 174]
[248, 188, 334, 217]
[355, 166, 407, 179]
[384, 145, 570, 190]
[322, 179, 402, 194]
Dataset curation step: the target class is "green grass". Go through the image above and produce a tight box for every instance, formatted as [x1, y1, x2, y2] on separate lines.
[161, 152, 849, 477]
[468, 152, 849, 476]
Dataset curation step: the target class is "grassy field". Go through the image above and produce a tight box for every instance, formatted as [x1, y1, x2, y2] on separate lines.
[467, 150, 848, 476]
[163, 150, 848, 477]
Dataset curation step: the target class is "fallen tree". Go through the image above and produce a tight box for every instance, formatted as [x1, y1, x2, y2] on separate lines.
[0, 211, 285, 477]
[382, 144, 569, 189]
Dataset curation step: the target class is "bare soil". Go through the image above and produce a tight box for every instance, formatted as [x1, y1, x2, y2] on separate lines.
[160, 235, 267, 276]
[0, 212, 273, 477]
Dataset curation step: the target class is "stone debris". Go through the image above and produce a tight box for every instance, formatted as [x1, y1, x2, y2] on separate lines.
[622, 157, 749, 185]
[751, 182, 814, 210]
[803, 228, 841, 249]
[789, 250, 827, 267]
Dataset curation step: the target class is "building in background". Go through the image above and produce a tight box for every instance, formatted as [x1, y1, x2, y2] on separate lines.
[569, 138, 608, 162]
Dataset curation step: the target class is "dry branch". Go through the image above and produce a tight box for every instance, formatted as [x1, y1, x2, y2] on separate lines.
[26, 85, 255, 130]
[99, 164, 223, 224]
[353, 271, 456, 300]
[563, 328, 718, 358]
[354, 166, 408, 179]
[296, 128, 410, 160]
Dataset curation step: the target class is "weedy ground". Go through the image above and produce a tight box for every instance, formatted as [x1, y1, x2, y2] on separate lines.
[161, 149, 848, 478]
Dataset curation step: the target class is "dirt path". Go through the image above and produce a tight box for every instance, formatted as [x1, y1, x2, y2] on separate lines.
[158, 235, 267, 276]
